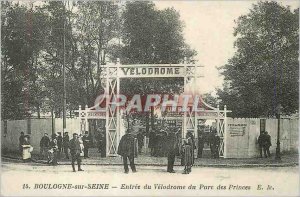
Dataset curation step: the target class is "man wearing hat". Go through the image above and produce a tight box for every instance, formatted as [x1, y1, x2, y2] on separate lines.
[69, 133, 84, 172]
[117, 129, 137, 173]
[166, 130, 178, 173]
[48, 134, 58, 165]
[40, 133, 50, 159]
[82, 131, 91, 158]
[57, 132, 63, 157]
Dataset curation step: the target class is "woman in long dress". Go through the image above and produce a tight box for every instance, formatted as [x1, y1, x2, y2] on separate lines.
[182, 139, 193, 174]
[22, 136, 33, 162]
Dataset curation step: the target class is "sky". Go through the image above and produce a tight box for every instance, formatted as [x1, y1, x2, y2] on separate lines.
[155, 0, 299, 95]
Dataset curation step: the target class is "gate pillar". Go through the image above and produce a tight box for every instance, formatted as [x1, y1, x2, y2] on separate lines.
[105, 60, 120, 156]
[217, 105, 225, 158]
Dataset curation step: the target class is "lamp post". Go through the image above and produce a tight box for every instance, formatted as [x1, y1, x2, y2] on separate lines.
[275, 104, 282, 160]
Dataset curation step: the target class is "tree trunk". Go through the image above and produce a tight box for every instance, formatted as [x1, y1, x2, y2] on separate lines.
[37, 104, 41, 119]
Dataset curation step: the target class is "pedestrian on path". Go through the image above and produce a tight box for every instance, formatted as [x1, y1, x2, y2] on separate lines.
[40, 133, 50, 160]
[263, 131, 272, 158]
[166, 130, 177, 173]
[69, 133, 84, 172]
[197, 133, 204, 158]
[212, 133, 220, 158]
[22, 135, 33, 162]
[48, 134, 58, 166]
[182, 139, 193, 174]
[57, 132, 63, 158]
[117, 129, 136, 174]
[82, 131, 91, 158]
[186, 131, 196, 163]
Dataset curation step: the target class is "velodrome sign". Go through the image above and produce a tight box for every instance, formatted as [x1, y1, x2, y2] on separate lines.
[110, 64, 203, 78]
[120, 66, 183, 77]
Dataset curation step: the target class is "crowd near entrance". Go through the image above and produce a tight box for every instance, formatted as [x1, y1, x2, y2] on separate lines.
[75, 59, 230, 159]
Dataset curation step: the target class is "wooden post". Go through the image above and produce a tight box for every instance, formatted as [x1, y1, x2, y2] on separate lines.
[85, 105, 88, 134]
[224, 105, 227, 158]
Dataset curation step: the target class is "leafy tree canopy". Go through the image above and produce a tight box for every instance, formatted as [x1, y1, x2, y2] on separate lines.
[217, 1, 299, 118]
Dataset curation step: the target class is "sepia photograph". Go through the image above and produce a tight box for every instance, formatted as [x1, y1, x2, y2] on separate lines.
[1, 0, 299, 196]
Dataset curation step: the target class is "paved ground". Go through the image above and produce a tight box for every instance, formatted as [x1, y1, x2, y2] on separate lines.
[1, 162, 299, 196]
[3, 148, 299, 167]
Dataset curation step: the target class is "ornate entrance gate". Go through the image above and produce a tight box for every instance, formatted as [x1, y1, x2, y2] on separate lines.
[195, 102, 229, 158]
[76, 58, 230, 157]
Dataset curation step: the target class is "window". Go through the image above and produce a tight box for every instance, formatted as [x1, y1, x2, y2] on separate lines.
[260, 119, 266, 134]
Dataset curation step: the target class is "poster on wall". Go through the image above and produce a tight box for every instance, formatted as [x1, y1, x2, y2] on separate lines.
[228, 123, 247, 137]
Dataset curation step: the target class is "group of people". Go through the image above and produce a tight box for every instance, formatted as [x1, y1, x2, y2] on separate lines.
[148, 128, 181, 157]
[39, 131, 94, 166]
[18, 127, 274, 173]
[197, 131, 221, 159]
[19, 131, 95, 169]
[39, 132, 69, 165]
[95, 131, 106, 157]
[117, 128, 195, 174]
[258, 131, 272, 158]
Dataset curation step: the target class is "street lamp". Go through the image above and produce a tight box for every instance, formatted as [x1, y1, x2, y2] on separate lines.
[275, 104, 282, 160]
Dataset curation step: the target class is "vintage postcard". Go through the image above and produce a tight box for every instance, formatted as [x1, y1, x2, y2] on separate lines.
[1, 0, 299, 196]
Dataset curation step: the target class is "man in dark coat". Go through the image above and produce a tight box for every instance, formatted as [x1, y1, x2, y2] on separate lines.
[166, 131, 178, 173]
[161, 130, 168, 156]
[49, 134, 58, 165]
[212, 133, 220, 158]
[186, 131, 196, 163]
[263, 131, 272, 157]
[197, 133, 204, 158]
[57, 132, 63, 157]
[69, 133, 84, 172]
[96, 131, 102, 153]
[208, 131, 215, 157]
[117, 129, 136, 173]
[82, 131, 91, 158]
[40, 133, 50, 159]
[63, 132, 70, 159]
